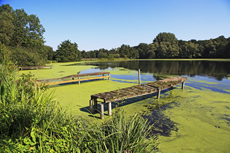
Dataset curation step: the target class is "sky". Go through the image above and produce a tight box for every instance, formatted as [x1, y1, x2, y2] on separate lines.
[1, 0, 230, 51]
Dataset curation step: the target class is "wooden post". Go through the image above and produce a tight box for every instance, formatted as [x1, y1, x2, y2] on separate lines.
[108, 102, 112, 116]
[182, 82, 185, 89]
[89, 100, 93, 113]
[157, 88, 161, 99]
[94, 99, 98, 113]
[78, 77, 80, 84]
[72, 78, 74, 84]
[108, 75, 110, 80]
[103, 74, 105, 80]
[100, 103, 104, 119]
[138, 69, 141, 85]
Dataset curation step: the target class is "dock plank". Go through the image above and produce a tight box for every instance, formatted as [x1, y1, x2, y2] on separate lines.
[91, 77, 187, 103]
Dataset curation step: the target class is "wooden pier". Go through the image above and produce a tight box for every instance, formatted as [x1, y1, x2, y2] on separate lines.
[90, 77, 187, 119]
[36, 72, 110, 85]
[19, 65, 52, 70]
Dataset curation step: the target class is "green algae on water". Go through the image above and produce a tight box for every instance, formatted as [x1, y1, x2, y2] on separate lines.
[18, 61, 230, 152]
[156, 86, 230, 153]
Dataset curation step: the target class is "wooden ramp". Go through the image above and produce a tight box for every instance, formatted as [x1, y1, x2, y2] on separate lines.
[90, 77, 187, 119]
[37, 72, 110, 85]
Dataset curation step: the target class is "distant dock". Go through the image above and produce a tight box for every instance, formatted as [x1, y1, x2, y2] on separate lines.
[90, 77, 187, 119]
[19, 65, 52, 70]
[36, 72, 110, 85]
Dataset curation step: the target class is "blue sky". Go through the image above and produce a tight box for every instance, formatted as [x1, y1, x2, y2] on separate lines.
[1, 0, 230, 51]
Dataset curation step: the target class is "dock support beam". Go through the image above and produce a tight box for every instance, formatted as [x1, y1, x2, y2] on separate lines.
[89, 100, 93, 113]
[138, 69, 141, 85]
[182, 82, 185, 89]
[100, 103, 104, 119]
[78, 77, 80, 84]
[94, 99, 98, 113]
[157, 88, 161, 99]
[108, 102, 112, 116]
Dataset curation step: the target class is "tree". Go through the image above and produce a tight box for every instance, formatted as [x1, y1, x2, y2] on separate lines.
[153, 32, 178, 44]
[137, 43, 148, 59]
[11, 9, 45, 47]
[89, 51, 96, 58]
[119, 44, 130, 58]
[225, 41, 230, 58]
[44, 45, 55, 60]
[147, 44, 156, 59]
[179, 41, 200, 58]
[202, 40, 218, 58]
[0, 11, 14, 45]
[129, 47, 139, 59]
[153, 33, 179, 58]
[0, 4, 45, 48]
[56, 40, 81, 62]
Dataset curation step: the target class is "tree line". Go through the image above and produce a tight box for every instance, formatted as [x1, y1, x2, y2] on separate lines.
[1, 4, 230, 67]
[81, 32, 230, 59]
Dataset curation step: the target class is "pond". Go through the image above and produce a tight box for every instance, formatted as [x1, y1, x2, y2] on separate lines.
[65, 59, 230, 152]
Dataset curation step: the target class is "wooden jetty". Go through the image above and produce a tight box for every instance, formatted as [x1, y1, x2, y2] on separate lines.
[90, 77, 187, 119]
[19, 65, 52, 70]
[36, 72, 110, 85]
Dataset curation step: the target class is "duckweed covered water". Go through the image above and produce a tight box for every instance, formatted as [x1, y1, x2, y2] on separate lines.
[19, 60, 230, 152]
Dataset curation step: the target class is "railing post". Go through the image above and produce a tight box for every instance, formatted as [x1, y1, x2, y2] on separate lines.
[100, 103, 104, 119]
[94, 99, 98, 113]
[108, 102, 112, 116]
[157, 88, 161, 99]
[89, 100, 93, 113]
[182, 82, 185, 89]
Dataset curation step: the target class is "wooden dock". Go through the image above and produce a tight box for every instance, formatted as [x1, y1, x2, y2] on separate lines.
[90, 77, 187, 119]
[19, 65, 52, 70]
[36, 72, 110, 85]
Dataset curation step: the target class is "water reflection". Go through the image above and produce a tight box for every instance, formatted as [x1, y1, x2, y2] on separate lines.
[65, 60, 230, 81]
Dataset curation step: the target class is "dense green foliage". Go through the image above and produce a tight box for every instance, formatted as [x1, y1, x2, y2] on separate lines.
[0, 4, 57, 66]
[56, 40, 81, 62]
[81, 33, 230, 59]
